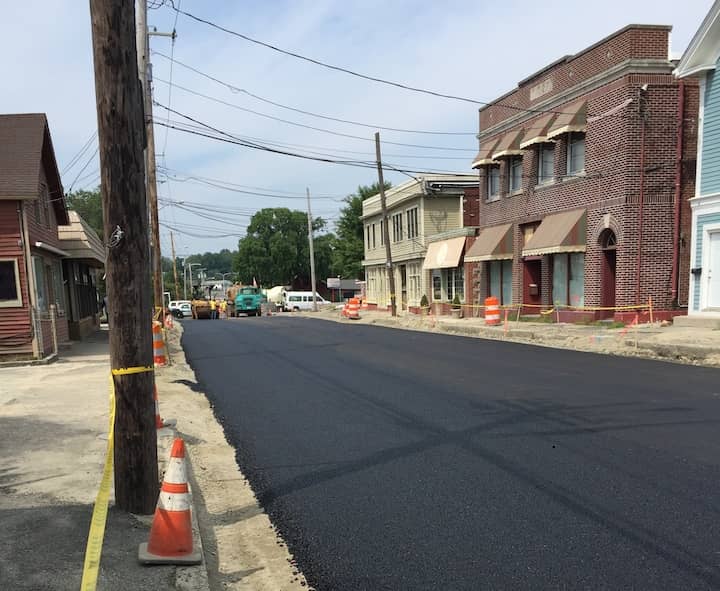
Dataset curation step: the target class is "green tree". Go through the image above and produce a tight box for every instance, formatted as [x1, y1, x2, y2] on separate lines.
[234, 208, 333, 287]
[66, 187, 104, 239]
[332, 181, 391, 279]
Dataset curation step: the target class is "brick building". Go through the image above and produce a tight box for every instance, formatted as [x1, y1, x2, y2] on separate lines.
[465, 25, 699, 321]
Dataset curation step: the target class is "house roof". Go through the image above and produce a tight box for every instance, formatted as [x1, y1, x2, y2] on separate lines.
[675, 1, 720, 78]
[361, 174, 476, 219]
[0, 113, 69, 224]
[58, 210, 105, 266]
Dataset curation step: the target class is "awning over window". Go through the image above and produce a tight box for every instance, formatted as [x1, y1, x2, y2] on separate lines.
[423, 236, 466, 269]
[546, 101, 586, 140]
[492, 129, 525, 159]
[519, 113, 557, 149]
[471, 138, 500, 169]
[522, 209, 586, 256]
[465, 224, 514, 262]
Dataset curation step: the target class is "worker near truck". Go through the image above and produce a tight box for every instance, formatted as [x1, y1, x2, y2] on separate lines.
[210, 298, 217, 320]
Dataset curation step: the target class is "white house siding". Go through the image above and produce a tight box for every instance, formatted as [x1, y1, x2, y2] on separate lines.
[362, 176, 471, 310]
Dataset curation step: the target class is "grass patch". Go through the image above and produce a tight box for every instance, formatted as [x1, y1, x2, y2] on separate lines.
[516, 315, 554, 323]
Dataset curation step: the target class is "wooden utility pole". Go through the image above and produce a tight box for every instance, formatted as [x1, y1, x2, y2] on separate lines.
[170, 231, 180, 301]
[375, 132, 397, 316]
[306, 187, 318, 311]
[90, 0, 158, 514]
[136, 0, 164, 315]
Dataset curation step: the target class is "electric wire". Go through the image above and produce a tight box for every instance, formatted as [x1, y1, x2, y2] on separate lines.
[67, 147, 100, 193]
[61, 131, 97, 176]
[152, 108, 471, 175]
[157, 110, 472, 159]
[159, 0, 181, 157]
[152, 88, 475, 152]
[151, 51, 475, 135]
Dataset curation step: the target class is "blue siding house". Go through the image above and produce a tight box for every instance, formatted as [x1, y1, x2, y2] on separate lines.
[675, 0, 720, 317]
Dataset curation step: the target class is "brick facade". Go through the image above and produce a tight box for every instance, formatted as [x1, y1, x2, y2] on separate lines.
[469, 25, 698, 318]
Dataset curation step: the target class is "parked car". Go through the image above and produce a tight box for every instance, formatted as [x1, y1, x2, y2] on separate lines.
[169, 300, 192, 318]
[285, 291, 329, 311]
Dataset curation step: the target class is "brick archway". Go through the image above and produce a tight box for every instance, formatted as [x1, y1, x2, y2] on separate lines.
[592, 213, 622, 246]
[590, 214, 622, 316]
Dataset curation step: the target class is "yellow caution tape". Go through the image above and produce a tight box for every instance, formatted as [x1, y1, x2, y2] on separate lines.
[111, 366, 154, 376]
[80, 365, 154, 591]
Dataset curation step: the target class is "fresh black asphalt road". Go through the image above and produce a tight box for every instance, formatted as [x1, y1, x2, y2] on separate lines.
[182, 316, 720, 591]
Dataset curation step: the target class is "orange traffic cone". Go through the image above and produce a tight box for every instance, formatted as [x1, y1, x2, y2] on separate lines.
[153, 385, 176, 430]
[139, 438, 202, 565]
[152, 322, 168, 367]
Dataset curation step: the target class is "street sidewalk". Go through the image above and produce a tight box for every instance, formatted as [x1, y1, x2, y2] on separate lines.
[0, 327, 208, 591]
[310, 307, 720, 367]
[0, 324, 308, 591]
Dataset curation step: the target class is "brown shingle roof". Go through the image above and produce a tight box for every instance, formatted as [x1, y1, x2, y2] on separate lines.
[0, 113, 68, 224]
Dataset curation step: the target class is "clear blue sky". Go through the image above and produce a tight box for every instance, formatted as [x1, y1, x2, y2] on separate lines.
[0, 0, 712, 257]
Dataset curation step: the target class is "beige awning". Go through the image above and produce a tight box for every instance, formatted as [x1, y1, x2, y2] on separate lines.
[546, 101, 586, 140]
[522, 209, 586, 256]
[465, 224, 514, 262]
[423, 236, 466, 269]
[471, 138, 500, 168]
[519, 113, 557, 149]
[492, 128, 525, 159]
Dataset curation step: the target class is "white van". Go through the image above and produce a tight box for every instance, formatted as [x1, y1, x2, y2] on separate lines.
[285, 291, 329, 311]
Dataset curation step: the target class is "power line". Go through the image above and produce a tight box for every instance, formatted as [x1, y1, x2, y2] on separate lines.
[160, 117, 470, 172]
[158, 167, 342, 197]
[67, 147, 100, 193]
[152, 103, 471, 175]
[166, 2, 492, 106]
[161, 222, 240, 239]
[159, 0, 181, 157]
[151, 51, 475, 135]
[61, 131, 97, 176]
[160, 6, 660, 122]
[152, 83, 475, 152]
[159, 114, 471, 160]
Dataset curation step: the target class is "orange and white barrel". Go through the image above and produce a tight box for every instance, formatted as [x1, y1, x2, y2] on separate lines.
[485, 296, 500, 326]
[347, 298, 361, 320]
[152, 321, 168, 367]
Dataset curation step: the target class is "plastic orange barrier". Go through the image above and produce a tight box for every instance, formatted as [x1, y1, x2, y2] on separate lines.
[346, 298, 361, 320]
[485, 296, 500, 326]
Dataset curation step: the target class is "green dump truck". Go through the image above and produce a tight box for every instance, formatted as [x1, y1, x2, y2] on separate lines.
[234, 286, 266, 317]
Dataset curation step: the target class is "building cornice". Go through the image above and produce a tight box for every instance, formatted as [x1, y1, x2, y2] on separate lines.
[478, 59, 674, 140]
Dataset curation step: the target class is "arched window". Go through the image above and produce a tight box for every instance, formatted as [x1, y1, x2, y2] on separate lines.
[600, 229, 617, 250]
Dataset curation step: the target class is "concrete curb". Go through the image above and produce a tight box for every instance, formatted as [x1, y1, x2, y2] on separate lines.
[0, 352, 58, 368]
[155, 382, 212, 590]
[627, 341, 716, 362]
[316, 311, 720, 367]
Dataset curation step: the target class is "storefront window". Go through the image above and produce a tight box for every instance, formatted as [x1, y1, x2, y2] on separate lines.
[569, 253, 584, 307]
[489, 260, 513, 305]
[552, 253, 584, 307]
